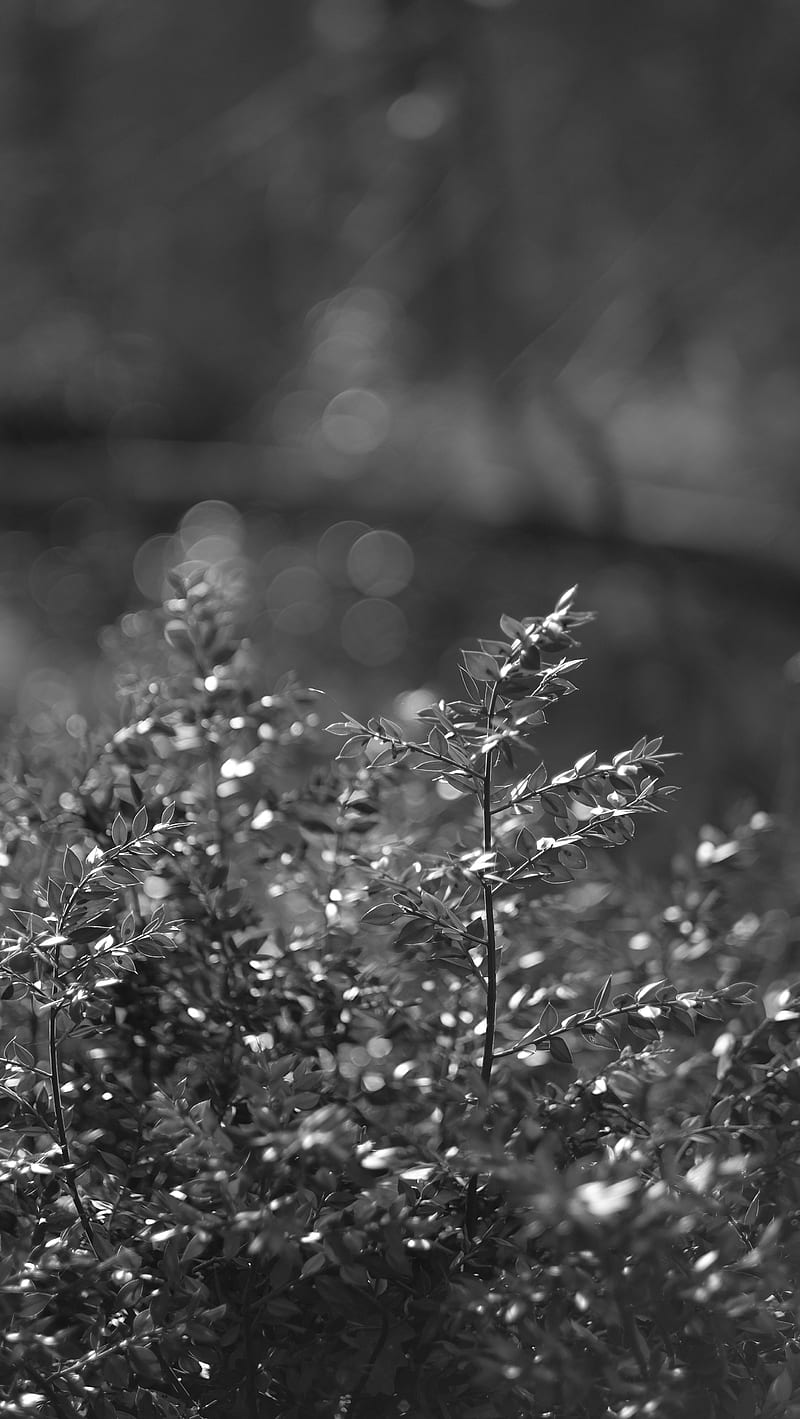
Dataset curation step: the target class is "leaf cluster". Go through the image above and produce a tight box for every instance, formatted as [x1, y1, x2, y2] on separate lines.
[0, 573, 798, 1419]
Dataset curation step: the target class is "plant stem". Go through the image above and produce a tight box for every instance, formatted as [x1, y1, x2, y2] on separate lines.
[48, 935, 99, 1257]
[465, 680, 501, 1240]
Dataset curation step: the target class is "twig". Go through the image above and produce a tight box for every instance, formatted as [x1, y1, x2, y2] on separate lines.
[465, 679, 501, 1239]
[48, 924, 99, 1258]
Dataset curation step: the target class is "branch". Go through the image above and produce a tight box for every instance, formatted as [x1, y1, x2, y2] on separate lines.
[466, 679, 502, 1240]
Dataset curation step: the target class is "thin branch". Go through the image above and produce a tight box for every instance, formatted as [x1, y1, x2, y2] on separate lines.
[478, 681, 502, 1089]
[47, 937, 99, 1258]
[465, 679, 502, 1240]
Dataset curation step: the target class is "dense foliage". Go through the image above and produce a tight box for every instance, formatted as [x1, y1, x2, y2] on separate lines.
[1, 570, 799, 1418]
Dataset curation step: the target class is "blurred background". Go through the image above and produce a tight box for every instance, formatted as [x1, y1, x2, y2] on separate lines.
[2, 0, 800, 836]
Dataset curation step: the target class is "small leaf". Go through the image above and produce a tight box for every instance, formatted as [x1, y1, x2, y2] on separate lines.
[548, 1034, 573, 1065]
[721, 981, 759, 1004]
[164, 620, 194, 654]
[636, 979, 668, 1005]
[181, 1232, 208, 1264]
[301, 1252, 327, 1278]
[131, 805, 149, 839]
[625, 1012, 660, 1038]
[362, 903, 401, 925]
[593, 975, 613, 1013]
[540, 791, 567, 818]
[598, 819, 633, 846]
[668, 1003, 697, 1034]
[764, 1368, 793, 1412]
[336, 736, 368, 760]
[62, 846, 83, 885]
[499, 613, 526, 640]
[462, 649, 500, 682]
[529, 761, 548, 792]
[743, 1192, 760, 1229]
[558, 842, 587, 872]
[394, 918, 435, 947]
[538, 1000, 559, 1034]
[111, 813, 127, 847]
[693, 996, 725, 1021]
[428, 726, 448, 758]
[536, 859, 574, 884]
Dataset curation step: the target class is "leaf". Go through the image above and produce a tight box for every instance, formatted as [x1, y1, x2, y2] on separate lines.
[721, 981, 760, 1004]
[558, 843, 587, 872]
[693, 996, 725, 1021]
[111, 812, 127, 847]
[164, 619, 194, 654]
[538, 1000, 559, 1034]
[326, 720, 362, 736]
[62, 846, 83, 885]
[428, 726, 448, 758]
[548, 1035, 573, 1065]
[570, 784, 598, 809]
[461, 649, 500, 682]
[625, 1012, 660, 1039]
[131, 804, 149, 838]
[593, 975, 613, 1013]
[335, 736, 368, 760]
[763, 1368, 793, 1413]
[536, 860, 574, 884]
[516, 707, 546, 729]
[540, 791, 567, 818]
[636, 980, 668, 1005]
[181, 1232, 208, 1264]
[128, 1345, 163, 1384]
[394, 918, 435, 947]
[499, 613, 526, 641]
[529, 761, 548, 792]
[301, 1252, 327, 1278]
[743, 1192, 760, 1229]
[361, 903, 401, 925]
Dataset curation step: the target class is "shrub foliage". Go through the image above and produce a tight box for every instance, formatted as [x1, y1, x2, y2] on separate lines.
[1, 572, 799, 1418]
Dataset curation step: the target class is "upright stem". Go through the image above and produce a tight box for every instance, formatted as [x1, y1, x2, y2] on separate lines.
[48, 918, 99, 1257]
[466, 679, 501, 1239]
[203, 696, 237, 978]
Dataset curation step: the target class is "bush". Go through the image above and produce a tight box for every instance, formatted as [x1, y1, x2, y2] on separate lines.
[1, 570, 799, 1419]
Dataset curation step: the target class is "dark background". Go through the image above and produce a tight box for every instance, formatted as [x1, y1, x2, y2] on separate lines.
[2, 0, 800, 842]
